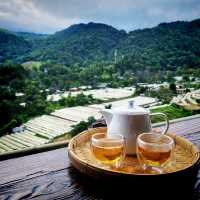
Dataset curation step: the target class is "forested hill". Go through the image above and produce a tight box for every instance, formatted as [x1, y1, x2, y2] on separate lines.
[116, 19, 200, 71]
[0, 19, 200, 69]
[29, 22, 127, 65]
[0, 28, 32, 63]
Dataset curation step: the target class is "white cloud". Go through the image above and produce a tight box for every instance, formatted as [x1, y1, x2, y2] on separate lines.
[0, 0, 79, 33]
[0, 0, 199, 33]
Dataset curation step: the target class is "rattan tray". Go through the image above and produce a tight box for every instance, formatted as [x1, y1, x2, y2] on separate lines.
[68, 127, 200, 178]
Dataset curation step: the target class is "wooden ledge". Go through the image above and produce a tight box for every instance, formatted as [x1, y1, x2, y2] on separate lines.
[0, 140, 69, 161]
[153, 114, 200, 127]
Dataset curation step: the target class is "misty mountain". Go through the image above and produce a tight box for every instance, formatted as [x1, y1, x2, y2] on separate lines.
[0, 19, 200, 69]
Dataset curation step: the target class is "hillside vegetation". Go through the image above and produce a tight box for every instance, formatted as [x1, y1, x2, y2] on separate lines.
[0, 19, 200, 70]
[0, 19, 200, 135]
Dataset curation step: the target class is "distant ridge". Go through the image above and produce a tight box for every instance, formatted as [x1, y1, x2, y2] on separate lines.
[0, 18, 200, 69]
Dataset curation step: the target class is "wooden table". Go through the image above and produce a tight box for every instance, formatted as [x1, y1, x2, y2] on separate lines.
[0, 116, 200, 200]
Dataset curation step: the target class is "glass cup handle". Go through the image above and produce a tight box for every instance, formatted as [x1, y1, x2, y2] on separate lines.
[150, 113, 169, 134]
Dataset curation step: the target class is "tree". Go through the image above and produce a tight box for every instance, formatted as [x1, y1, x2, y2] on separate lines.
[69, 117, 96, 137]
[169, 83, 177, 94]
[183, 76, 189, 82]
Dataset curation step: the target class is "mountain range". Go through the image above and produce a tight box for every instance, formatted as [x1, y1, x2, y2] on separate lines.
[0, 19, 200, 69]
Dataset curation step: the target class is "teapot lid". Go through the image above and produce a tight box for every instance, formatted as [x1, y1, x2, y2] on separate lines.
[111, 100, 149, 115]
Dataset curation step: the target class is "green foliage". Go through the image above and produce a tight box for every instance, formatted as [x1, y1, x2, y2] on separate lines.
[117, 19, 200, 71]
[58, 93, 100, 107]
[0, 63, 28, 133]
[150, 104, 200, 123]
[0, 62, 28, 88]
[69, 117, 96, 137]
[1, 20, 200, 70]
[105, 104, 112, 109]
[0, 119, 17, 135]
[35, 19, 200, 69]
[0, 62, 101, 136]
[134, 86, 148, 96]
[0, 19, 200, 136]
[142, 86, 176, 104]
[0, 29, 31, 63]
[169, 83, 177, 94]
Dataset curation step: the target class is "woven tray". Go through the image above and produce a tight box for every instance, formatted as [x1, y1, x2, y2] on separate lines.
[68, 127, 200, 177]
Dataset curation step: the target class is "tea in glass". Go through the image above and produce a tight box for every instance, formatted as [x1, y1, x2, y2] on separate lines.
[91, 133, 125, 167]
[137, 132, 174, 173]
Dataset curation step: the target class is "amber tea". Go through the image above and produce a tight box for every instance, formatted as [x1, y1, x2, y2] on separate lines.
[91, 133, 124, 166]
[91, 139, 124, 164]
[137, 146, 171, 167]
[137, 132, 174, 173]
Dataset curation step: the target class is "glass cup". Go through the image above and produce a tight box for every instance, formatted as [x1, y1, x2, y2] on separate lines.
[136, 132, 174, 174]
[91, 133, 125, 168]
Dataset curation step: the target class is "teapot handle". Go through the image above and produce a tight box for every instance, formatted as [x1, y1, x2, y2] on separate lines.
[150, 113, 169, 134]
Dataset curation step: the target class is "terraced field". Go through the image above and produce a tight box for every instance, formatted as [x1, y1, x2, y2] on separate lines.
[0, 96, 157, 155]
[0, 115, 76, 154]
[172, 90, 200, 110]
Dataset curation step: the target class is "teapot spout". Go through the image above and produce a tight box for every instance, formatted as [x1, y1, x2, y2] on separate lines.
[99, 109, 113, 126]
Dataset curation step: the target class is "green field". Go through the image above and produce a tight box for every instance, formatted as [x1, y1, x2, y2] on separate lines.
[150, 104, 200, 123]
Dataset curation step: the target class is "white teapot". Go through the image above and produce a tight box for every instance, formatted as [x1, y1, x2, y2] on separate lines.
[99, 101, 169, 155]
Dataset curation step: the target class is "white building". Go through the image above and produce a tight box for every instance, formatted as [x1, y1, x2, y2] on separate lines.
[174, 76, 183, 82]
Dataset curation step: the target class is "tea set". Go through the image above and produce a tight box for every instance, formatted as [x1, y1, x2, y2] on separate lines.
[100, 101, 169, 155]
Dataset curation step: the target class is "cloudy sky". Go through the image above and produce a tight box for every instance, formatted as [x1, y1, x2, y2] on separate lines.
[0, 0, 200, 33]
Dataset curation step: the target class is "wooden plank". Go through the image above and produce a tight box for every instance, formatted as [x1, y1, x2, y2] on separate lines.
[0, 117, 199, 200]
[0, 148, 68, 184]
[0, 140, 68, 161]
[0, 146, 198, 199]
[158, 116, 200, 136]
